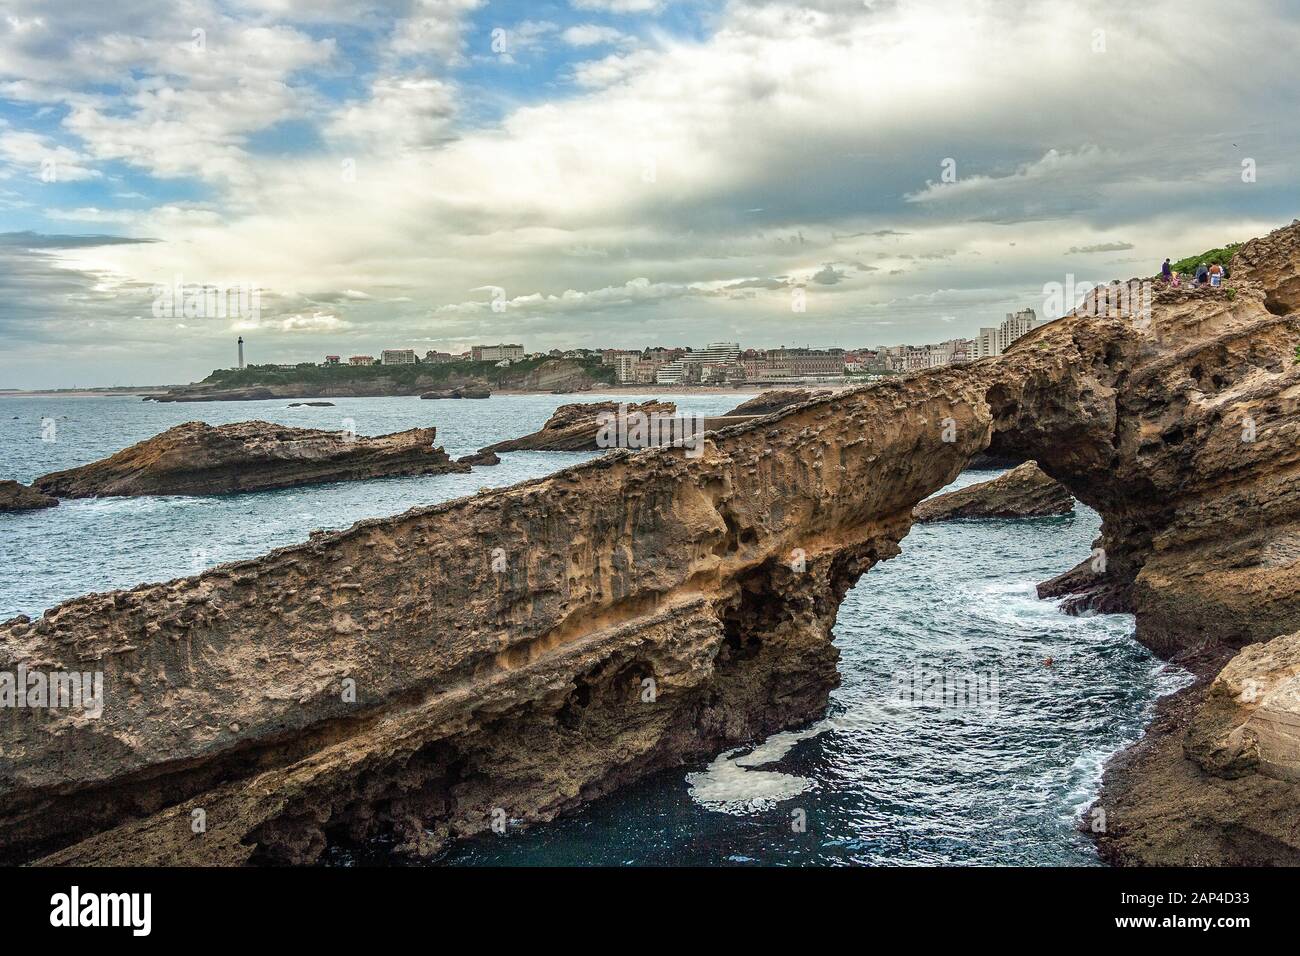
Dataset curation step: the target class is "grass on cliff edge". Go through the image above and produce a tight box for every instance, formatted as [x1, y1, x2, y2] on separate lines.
[199, 356, 615, 389]
[1172, 243, 1242, 275]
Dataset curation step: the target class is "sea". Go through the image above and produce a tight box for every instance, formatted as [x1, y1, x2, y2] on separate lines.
[0, 392, 1188, 866]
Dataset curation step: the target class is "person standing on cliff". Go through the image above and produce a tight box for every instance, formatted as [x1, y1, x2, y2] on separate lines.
[1195, 262, 1210, 286]
[1161, 258, 1173, 282]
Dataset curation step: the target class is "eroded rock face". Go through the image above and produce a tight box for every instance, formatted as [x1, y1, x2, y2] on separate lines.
[0, 369, 996, 865]
[32, 421, 468, 497]
[913, 461, 1072, 522]
[4, 218, 1300, 867]
[0, 480, 58, 512]
[482, 400, 679, 452]
[420, 385, 490, 400]
[722, 389, 831, 417]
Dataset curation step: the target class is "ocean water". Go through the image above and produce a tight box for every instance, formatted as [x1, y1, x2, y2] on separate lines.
[0, 393, 1186, 866]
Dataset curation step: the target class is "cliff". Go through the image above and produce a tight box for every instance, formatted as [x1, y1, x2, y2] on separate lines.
[147, 358, 613, 402]
[32, 421, 468, 497]
[913, 461, 1073, 521]
[3, 218, 1300, 866]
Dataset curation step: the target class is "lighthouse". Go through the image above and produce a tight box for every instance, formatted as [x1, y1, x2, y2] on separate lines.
[237, 336, 245, 369]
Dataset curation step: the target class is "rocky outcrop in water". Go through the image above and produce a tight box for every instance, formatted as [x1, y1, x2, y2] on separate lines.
[481, 400, 679, 452]
[32, 421, 468, 497]
[0, 480, 57, 512]
[913, 462, 1073, 522]
[722, 389, 831, 417]
[457, 450, 501, 467]
[420, 385, 490, 400]
[4, 219, 1300, 867]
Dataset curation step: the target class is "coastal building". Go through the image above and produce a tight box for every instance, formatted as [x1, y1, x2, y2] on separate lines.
[323, 355, 340, 365]
[683, 342, 742, 368]
[472, 343, 525, 362]
[381, 349, 417, 365]
[349, 355, 376, 366]
[654, 358, 688, 384]
[973, 309, 1046, 359]
[237, 336, 244, 369]
[424, 351, 456, 363]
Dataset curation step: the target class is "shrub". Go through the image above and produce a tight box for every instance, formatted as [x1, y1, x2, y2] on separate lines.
[1172, 243, 1242, 276]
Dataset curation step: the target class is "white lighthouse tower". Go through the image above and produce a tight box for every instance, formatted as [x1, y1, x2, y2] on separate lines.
[237, 336, 245, 369]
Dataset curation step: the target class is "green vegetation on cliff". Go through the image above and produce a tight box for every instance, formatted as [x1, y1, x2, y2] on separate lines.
[1172, 243, 1242, 276]
[200, 356, 615, 389]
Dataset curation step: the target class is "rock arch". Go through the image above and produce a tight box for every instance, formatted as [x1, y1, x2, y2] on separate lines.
[4, 221, 1300, 865]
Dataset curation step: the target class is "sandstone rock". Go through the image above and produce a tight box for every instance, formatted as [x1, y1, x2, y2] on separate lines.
[913, 462, 1073, 522]
[0, 479, 58, 512]
[420, 385, 490, 399]
[722, 388, 830, 417]
[31, 421, 469, 497]
[457, 450, 501, 466]
[6, 218, 1300, 867]
[482, 400, 679, 452]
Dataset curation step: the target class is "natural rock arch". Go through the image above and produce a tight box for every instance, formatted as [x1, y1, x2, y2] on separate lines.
[3, 221, 1300, 865]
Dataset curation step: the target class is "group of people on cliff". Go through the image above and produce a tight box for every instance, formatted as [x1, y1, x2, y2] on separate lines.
[1160, 258, 1228, 288]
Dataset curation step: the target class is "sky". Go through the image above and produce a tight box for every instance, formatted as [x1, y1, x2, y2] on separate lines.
[1, 0, 1298, 388]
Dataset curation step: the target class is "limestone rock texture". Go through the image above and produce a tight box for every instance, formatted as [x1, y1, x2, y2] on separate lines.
[0, 480, 58, 512]
[722, 389, 832, 417]
[4, 218, 1300, 866]
[482, 400, 680, 452]
[913, 461, 1073, 522]
[420, 385, 490, 400]
[32, 421, 469, 498]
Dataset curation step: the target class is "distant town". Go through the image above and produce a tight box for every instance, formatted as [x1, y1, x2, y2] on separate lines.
[239, 308, 1048, 388]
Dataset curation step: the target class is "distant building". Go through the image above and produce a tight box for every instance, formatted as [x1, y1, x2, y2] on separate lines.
[654, 358, 688, 384]
[472, 343, 525, 362]
[424, 351, 455, 364]
[381, 349, 417, 365]
[973, 309, 1045, 359]
[237, 336, 245, 369]
[323, 355, 340, 365]
[683, 342, 741, 368]
[349, 355, 376, 366]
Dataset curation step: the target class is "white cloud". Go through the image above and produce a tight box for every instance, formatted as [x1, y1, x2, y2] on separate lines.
[562, 24, 634, 47]
[571, 0, 667, 13]
[327, 75, 457, 149]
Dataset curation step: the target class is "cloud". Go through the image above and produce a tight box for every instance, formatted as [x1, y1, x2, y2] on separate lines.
[1066, 241, 1136, 254]
[571, 0, 666, 12]
[562, 24, 635, 47]
[326, 75, 457, 150]
[810, 263, 846, 285]
[5, 0, 1300, 387]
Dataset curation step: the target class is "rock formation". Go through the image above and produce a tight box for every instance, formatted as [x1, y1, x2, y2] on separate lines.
[481, 400, 679, 453]
[420, 385, 491, 400]
[481, 400, 758, 454]
[32, 421, 469, 498]
[0, 479, 58, 512]
[722, 388, 831, 417]
[3, 218, 1300, 867]
[913, 461, 1073, 522]
[457, 450, 501, 467]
